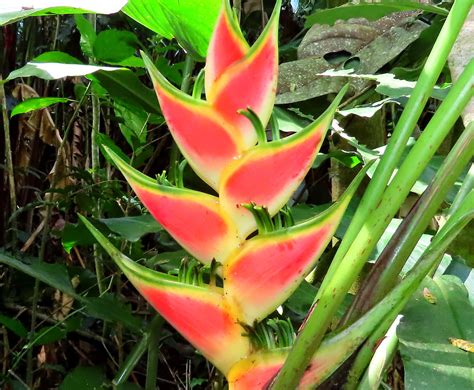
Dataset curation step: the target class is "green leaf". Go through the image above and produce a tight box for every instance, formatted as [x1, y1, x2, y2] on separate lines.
[338, 97, 402, 118]
[444, 258, 474, 304]
[398, 275, 474, 389]
[99, 214, 162, 242]
[285, 280, 317, 316]
[88, 69, 160, 115]
[60, 214, 161, 252]
[32, 325, 68, 346]
[312, 150, 362, 169]
[0, 2, 127, 26]
[272, 107, 310, 133]
[305, 0, 448, 27]
[74, 15, 96, 58]
[11, 97, 71, 117]
[60, 221, 101, 254]
[34, 51, 83, 64]
[0, 314, 28, 337]
[93, 29, 139, 63]
[123, 0, 221, 59]
[83, 293, 142, 331]
[96, 133, 131, 166]
[0, 252, 76, 296]
[114, 101, 149, 147]
[59, 366, 107, 390]
[363, 139, 468, 203]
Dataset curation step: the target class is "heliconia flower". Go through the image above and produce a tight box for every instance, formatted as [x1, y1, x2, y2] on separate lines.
[205, 0, 249, 95]
[223, 162, 368, 324]
[206, 0, 281, 149]
[219, 85, 348, 238]
[227, 345, 342, 390]
[88, 0, 379, 385]
[102, 146, 240, 265]
[79, 215, 251, 375]
[143, 53, 244, 191]
[227, 304, 382, 390]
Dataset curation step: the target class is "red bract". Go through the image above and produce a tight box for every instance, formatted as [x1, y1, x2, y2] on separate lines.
[85, 0, 370, 386]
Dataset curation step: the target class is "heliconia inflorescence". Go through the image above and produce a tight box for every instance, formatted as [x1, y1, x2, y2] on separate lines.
[81, 0, 372, 387]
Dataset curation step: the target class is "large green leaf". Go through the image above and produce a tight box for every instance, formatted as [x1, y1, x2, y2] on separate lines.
[398, 275, 474, 389]
[305, 0, 448, 27]
[88, 69, 159, 115]
[60, 214, 162, 253]
[84, 293, 142, 331]
[99, 214, 162, 242]
[59, 366, 106, 390]
[122, 0, 221, 58]
[93, 29, 139, 63]
[0, 251, 76, 296]
[0, 1, 127, 26]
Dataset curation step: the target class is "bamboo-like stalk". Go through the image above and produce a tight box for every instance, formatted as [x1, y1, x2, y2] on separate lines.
[0, 78, 17, 248]
[145, 315, 165, 390]
[112, 315, 164, 386]
[87, 13, 106, 295]
[270, 1, 473, 385]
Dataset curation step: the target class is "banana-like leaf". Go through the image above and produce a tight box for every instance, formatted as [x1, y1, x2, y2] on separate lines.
[143, 53, 244, 190]
[224, 162, 369, 324]
[79, 215, 251, 374]
[208, 0, 281, 149]
[205, 0, 249, 95]
[219, 85, 348, 238]
[103, 146, 240, 264]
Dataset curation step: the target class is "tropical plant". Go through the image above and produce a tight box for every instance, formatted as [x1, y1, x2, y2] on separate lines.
[0, 0, 473, 388]
[79, 0, 474, 388]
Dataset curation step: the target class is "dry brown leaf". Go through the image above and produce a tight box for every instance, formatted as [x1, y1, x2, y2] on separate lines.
[449, 337, 474, 353]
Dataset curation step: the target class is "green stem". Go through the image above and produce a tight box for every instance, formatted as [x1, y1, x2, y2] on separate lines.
[169, 54, 195, 182]
[88, 13, 105, 295]
[145, 315, 165, 390]
[270, 1, 473, 382]
[0, 78, 17, 248]
[346, 167, 474, 388]
[113, 315, 164, 386]
[448, 163, 474, 217]
[428, 162, 474, 277]
[316, 0, 472, 300]
[310, 197, 472, 388]
[345, 302, 404, 389]
[344, 122, 474, 323]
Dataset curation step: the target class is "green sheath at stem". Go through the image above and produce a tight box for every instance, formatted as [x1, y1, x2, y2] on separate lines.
[270, 1, 473, 384]
[145, 315, 165, 390]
